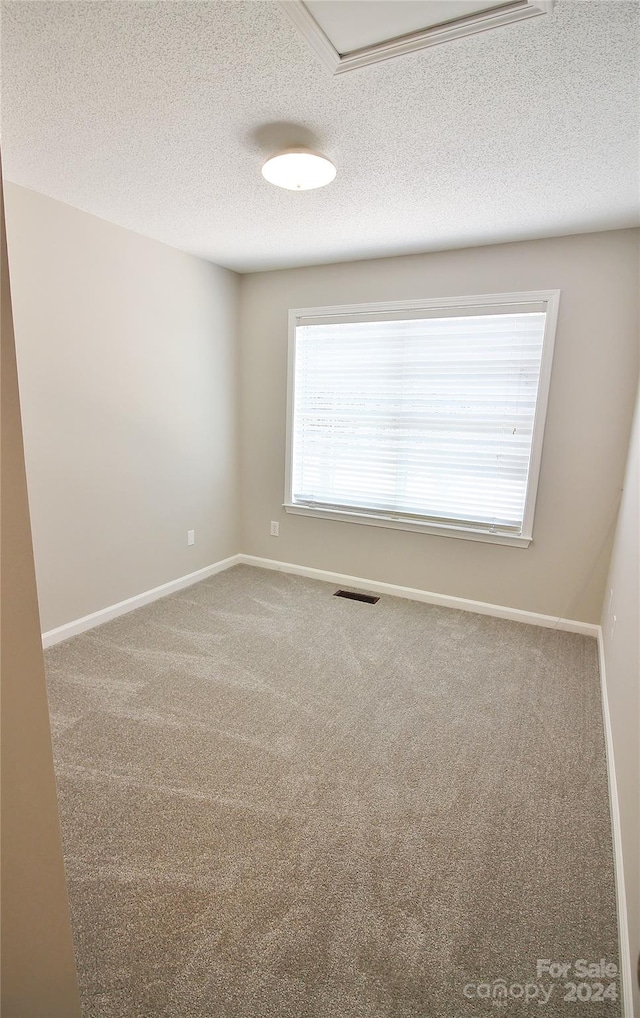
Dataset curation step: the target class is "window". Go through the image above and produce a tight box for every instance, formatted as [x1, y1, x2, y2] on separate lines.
[285, 291, 560, 547]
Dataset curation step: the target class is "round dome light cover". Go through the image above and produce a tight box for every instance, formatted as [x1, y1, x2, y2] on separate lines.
[261, 149, 336, 191]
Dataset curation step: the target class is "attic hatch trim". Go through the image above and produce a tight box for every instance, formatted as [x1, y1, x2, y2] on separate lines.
[277, 0, 555, 75]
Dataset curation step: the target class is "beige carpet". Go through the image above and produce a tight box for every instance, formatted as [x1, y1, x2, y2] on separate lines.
[45, 565, 620, 1017]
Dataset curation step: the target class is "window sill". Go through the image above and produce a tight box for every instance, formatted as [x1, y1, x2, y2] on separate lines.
[283, 503, 532, 548]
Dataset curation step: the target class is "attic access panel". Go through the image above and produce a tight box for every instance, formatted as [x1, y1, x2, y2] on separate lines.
[278, 0, 555, 74]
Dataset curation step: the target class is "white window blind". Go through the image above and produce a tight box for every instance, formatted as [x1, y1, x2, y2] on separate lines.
[289, 309, 550, 537]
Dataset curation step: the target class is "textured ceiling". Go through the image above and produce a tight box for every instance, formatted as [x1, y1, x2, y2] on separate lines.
[1, 0, 638, 272]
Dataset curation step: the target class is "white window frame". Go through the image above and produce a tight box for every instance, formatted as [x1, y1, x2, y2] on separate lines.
[284, 290, 560, 548]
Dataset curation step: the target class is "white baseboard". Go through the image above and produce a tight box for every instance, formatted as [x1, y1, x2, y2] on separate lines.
[237, 554, 599, 637]
[597, 629, 634, 1018]
[41, 555, 242, 648]
[43, 552, 599, 649]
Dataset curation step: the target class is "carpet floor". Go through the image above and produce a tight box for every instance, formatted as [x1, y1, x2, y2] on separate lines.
[45, 565, 620, 1018]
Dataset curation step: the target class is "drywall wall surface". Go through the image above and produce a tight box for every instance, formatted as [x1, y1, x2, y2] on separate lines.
[1, 174, 81, 1014]
[5, 183, 239, 632]
[239, 229, 639, 623]
[601, 375, 640, 1017]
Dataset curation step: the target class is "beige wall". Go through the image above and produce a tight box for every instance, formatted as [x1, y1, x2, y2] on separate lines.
[239, 229, 639, 624]
[7, 190, 637, 632]
[4, 183, 239, 633]
[601, 375, 640, 1017]
[1, 175, 81, 1014]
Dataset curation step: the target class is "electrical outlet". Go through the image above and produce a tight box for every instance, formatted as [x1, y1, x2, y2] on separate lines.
[270, 521, 279, 537]
[187, 530, 195, 546]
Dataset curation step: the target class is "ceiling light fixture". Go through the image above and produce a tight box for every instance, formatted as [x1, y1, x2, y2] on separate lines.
[261, 148, 336, 191]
